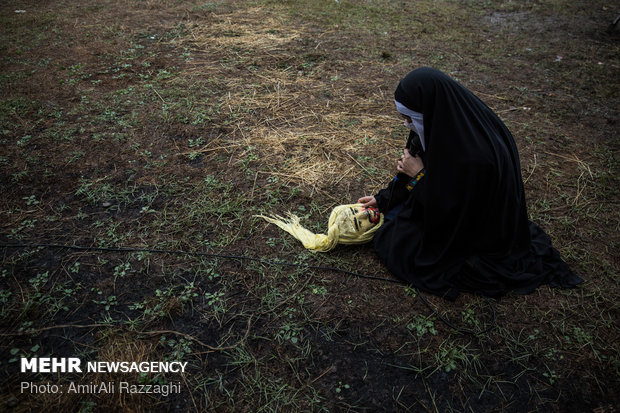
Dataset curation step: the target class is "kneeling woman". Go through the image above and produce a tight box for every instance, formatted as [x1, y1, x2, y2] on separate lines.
[358, 67, 583, 300]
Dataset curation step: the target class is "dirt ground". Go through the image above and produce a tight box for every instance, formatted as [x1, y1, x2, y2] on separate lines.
[1, 0, 619, 412]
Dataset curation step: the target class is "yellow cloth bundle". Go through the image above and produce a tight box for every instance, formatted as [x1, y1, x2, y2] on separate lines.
[256, 204, 384, 252]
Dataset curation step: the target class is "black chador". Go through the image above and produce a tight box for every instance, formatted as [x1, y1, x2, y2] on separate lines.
[372, 67, 583, 300]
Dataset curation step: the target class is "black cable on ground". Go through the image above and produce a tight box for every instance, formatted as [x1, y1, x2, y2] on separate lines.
[1, 242, 496, 335]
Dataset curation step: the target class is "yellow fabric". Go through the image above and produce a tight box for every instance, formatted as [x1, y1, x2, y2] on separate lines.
[256, 204, 384, 252]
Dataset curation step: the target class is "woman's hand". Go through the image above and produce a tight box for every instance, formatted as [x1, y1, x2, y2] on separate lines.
[358, 196, 377, 209]
[397, 149, 424, 177]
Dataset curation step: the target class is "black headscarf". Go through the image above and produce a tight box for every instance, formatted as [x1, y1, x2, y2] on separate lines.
[373, 67, 583, 300]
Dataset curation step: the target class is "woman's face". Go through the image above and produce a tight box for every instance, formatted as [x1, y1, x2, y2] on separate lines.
[400, 113, 414, 130]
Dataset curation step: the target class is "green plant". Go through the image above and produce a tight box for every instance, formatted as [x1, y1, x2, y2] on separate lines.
[335, 381, 350, 394]
[407, 315, 437, 337]
[0, 289, 13, 317]
[160, 336, 192, 361]
[461, 308, 480, 328]
[21, 272, 79, 317]
[204, 289, 227, 325]
[276, 321, 303, 345]
[308, 285, 327, 296]
[433, 341, 478, 375]
[23, 195, 39, 205]
[113, 262, 131, 278]
[92, 293, 118, 312]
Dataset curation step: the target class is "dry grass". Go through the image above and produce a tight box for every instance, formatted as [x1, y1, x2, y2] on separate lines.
[183, 6, 400, 195]
[87, 333, 161, 412]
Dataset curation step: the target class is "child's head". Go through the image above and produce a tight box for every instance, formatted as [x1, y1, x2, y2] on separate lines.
[327, 204, 382, 247]
[257, 204, 384, 252]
